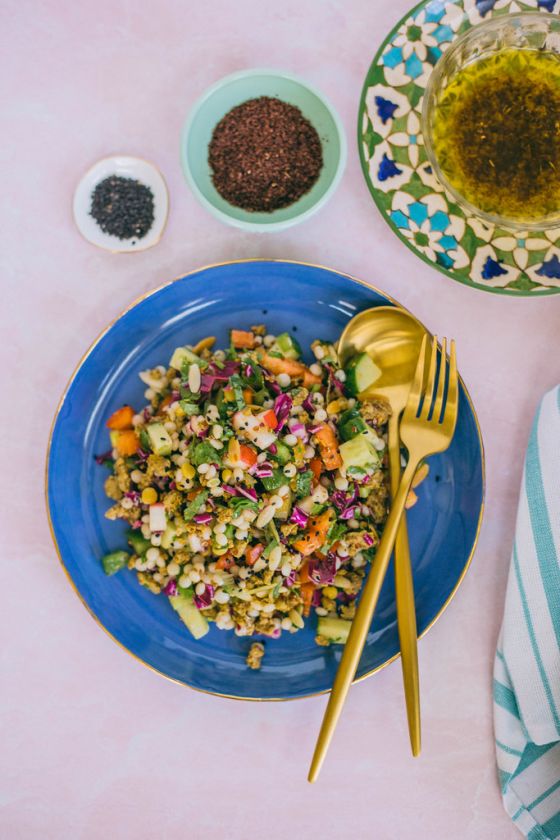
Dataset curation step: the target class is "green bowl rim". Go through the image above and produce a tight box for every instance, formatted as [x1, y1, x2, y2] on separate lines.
[180, 67, 348, 233]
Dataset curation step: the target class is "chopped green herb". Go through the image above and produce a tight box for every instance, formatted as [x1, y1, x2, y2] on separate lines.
[295, 469, 313, 498]
[191, 441, 221, 466]
[183, 490, 209, 521]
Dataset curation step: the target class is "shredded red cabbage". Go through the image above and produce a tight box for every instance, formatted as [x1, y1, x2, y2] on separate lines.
[200, 360, 240, 394]
[94, 449, 113, 465]
[325, 364, 345, 393]
[222, 485, 239, 495]
[194, 584, 215, 609]
[311, 589, 322, 606]
[284, 569, 297, 587]
[163, 579, 178, 596]
[254, 463, 273, 478]
[131, 519, 142, 530]
[137, 448, 150, 461]
[302, 394, 315, 414]
[124, 490, 141, 503]
[193, 512, 213, 524]
[363, 533, 375, 546]
[308, 555, 337, 584]
[308, 423, 323, 434]
[289, 421, 308, 442]
[340, 506, 357, 521]
[238, 486, 258, 501]
[273, 393, 293, 430]
[268, 443, 277, 455]
[290, 506, 309, 527]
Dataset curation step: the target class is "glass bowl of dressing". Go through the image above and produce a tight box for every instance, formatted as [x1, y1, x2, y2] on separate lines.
[422, 13, 560, 231]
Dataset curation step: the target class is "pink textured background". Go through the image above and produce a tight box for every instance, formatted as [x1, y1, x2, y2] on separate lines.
[3, 1, 558, 837]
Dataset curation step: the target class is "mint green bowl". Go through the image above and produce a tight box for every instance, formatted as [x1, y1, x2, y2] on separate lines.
[180, 69, 347, 232]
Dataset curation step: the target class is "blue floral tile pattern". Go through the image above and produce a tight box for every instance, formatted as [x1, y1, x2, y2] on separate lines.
[359, 0, 560, 295]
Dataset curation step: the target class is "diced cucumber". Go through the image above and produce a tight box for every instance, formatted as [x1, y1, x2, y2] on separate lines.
[178, 400, 199, 416]
[161, 523, 177, 549]
[101, 550, 129, 576]
[272, 442, 291, 465]
[339, 436, 379, 471]
[317, 616, 352, 644]
[338, 409, 369, 441]
[169, 590, 209, 640]
[345, 353, 381, 396]
[274, 488, 293, 520]
[269, 332, 302, 360]
[191, 441, 221, 466]
[146, 422, 173, 456]
[261, 470, 290, 492]
[126, 530, 151, 556]
[169, 346, 201, 371]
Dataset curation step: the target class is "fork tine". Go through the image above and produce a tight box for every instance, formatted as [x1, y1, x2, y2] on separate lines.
[405, 334, 428, 415]
[442, 339, 459, 433]
[420, 337, 439, 419]
[432, 337, 447, 423]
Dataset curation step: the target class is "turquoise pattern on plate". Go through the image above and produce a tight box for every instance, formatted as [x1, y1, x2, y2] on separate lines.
[47, 261, 484, 700]
[358, 0, 560, 295]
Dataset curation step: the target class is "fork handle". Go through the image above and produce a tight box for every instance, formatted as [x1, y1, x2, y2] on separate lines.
[388, 415, 421, 758]
[308, 456, 420, 783]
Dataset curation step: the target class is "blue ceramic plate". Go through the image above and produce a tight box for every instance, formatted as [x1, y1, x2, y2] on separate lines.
[46, 260, 484, 700]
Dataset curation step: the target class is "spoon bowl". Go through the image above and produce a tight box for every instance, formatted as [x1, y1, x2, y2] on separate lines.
[337, 306, 428, 412]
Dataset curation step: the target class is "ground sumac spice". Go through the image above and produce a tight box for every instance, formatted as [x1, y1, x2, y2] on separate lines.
[90, 176, 155, 240]
[208, 96, 323, 212]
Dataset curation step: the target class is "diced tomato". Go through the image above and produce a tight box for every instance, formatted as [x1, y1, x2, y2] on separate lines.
[239, 444, 258, 467]
[114, 430, 140, 456]
[245, 543, 265, 566]
[262, 409, 278, 430]
[231, 330, 256, 349]
[106, 405, 134, 430]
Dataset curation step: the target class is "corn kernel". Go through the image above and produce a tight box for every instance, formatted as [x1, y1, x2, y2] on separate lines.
[322, 586, 338, 600]
[327, 398, 348, 416]
[141, 487, 158, 504]
[181, 462, 195, 479]
[221, 468, 233, 483]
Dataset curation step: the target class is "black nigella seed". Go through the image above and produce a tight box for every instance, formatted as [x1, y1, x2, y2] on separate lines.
[90, 175, 155, 241]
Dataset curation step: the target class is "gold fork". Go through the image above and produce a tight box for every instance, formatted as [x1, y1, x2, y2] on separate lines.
[308, 335, 458, 782]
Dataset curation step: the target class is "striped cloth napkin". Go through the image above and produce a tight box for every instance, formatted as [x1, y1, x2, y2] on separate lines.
[494, 386, 560, 838]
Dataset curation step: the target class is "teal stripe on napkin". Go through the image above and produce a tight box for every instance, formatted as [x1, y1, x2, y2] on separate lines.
[495, 387, 560, 838]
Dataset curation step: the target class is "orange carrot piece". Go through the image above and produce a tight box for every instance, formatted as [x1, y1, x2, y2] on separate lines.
[216, 554, 234, 570]
[242, 388, 254, 405]
[314, 424, 342, 470]
[231, 330, 256, 349]
[259, 352, 321, 387]
[106, 405, 134, 430]
[309, 458, 323, 484]
[293, 509, 334, 556]
[114, 430, 140, 456]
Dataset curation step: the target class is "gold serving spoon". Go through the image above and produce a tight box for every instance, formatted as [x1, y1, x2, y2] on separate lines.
[309, 335, 458, 782]
[337, 306, 428, 758]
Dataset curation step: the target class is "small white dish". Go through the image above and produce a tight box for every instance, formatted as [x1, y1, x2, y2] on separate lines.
[73, 155, 169, 253]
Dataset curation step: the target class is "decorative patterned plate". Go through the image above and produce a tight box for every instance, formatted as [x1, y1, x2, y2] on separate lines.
[46, 261, 484, 700]
[358, 0, 560, 295]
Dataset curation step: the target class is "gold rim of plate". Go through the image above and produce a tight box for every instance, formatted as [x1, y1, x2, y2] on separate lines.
[44, 258, 486, 702]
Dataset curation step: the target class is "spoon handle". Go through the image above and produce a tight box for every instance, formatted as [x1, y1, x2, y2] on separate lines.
[388, 413, 421, 758]
[308, 457, 419, 783]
